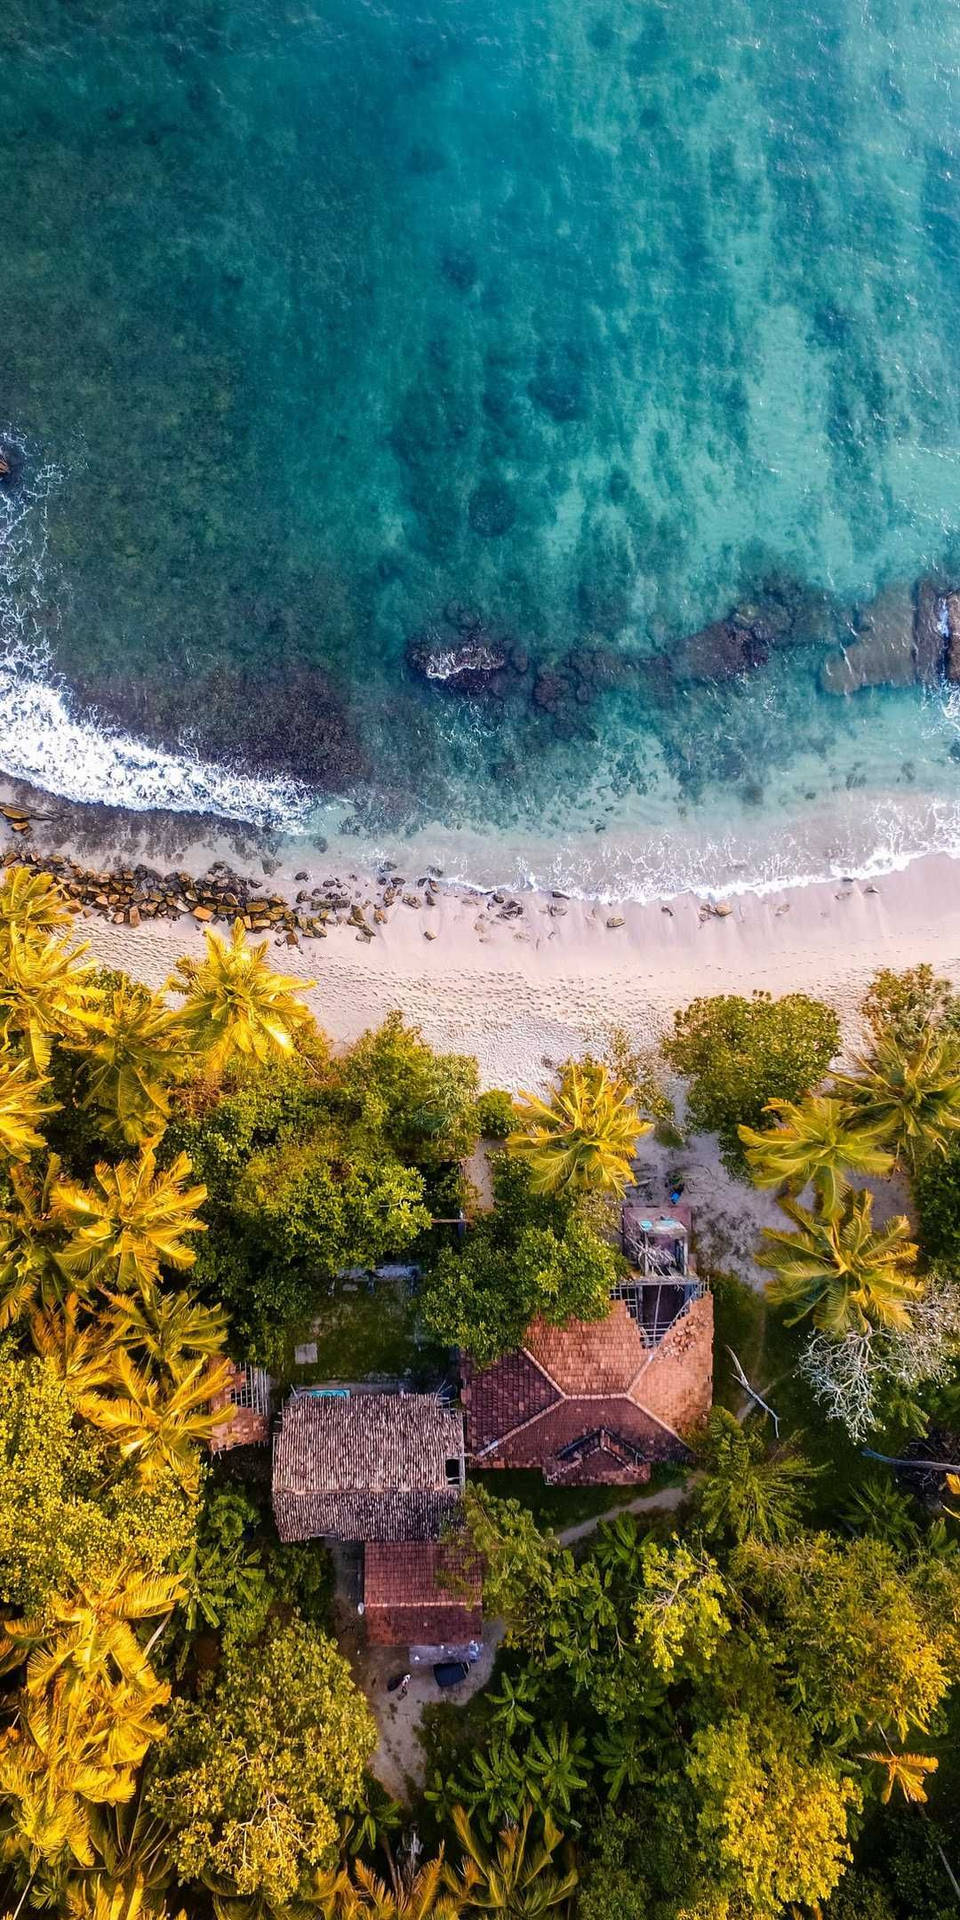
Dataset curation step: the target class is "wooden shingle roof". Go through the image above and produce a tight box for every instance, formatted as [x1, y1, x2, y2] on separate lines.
[272, 1392, 466, 1543]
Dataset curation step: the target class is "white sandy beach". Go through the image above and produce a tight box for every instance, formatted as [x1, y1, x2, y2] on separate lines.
[69, 842, 960, 1091]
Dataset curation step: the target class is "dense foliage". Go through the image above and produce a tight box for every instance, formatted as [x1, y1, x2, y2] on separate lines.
[664, 989, 841, 1172]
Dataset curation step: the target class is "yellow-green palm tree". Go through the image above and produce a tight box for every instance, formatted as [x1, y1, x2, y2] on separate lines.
[507, 1062, 648, 1197]
[67, 1785, 173, 1920]
[0, 1156, 68, 1330]
[333, 1853, 459, 1920]
[75, 1351, 231, 1490]
[28, 1293, 120, 1394]
[0, 864, 76, 947]
[0, 1051, 58, 1159]
[444, 1806, 576, 1919]
[73, 984, 185, 1145]
[834, 1029, 960, 1173]
[0, 1674, 166, 1876]
[168, 920, 313, 1068]
[756, 1189, 921, 1335]
[53, 1149, 207, 1292]
[738, 1094, 895, 1211]
[104, 1285, 228, 1382]
[2, 1564, 183, 1701]
[0, 928, 97, 1071]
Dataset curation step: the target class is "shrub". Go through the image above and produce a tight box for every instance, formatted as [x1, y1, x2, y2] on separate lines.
[664, 990, 841, 1173]
[475, 1088, 517, 1139]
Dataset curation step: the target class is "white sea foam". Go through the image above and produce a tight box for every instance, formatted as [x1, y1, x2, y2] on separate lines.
[4, 439, 960, 900]
[0, 444, 311, 830]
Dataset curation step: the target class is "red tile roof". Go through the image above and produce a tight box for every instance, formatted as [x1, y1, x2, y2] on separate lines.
[462, 1294, 713, 1485]
[364, 1542, 483, 1647]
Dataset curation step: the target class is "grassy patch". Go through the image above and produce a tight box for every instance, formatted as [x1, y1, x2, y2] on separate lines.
[283, 1285, 423, 1386]
[468, 1463, 686, 1532]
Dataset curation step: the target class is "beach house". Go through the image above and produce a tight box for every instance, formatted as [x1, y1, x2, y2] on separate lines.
[461, 1201, 713, 1484]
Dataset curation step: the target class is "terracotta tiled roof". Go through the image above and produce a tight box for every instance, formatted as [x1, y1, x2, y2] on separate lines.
[462, 1349, 559, 1452]
[462, 1294, 714, 1485]
[272, 1393, 466, 1543]
[525, 1303, 647, 1395]
[364, 1542, 483, 1646]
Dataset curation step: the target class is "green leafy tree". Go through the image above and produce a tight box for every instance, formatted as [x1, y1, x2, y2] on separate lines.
[664, 991, 841, 1173]
[235, 1132, 429, 1277]
[735, 1534, 949, 1741]
[507, 1061, 647, 1198]
[335, 1011, 480, 1163]
[150, 1619, 376, 1906]
[632, 1538, 729, 1678]
[756, 1189, 921, 1334]
[862, 963, 960, 1049]
[738, 1094, 894, 1210]
[422, 1209, 620, 1367]
[696, 1408, 817, 1545]
[687, 1710, 860, 1919]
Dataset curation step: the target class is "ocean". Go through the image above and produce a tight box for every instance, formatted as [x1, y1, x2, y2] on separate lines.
[3, 0, 960, 898]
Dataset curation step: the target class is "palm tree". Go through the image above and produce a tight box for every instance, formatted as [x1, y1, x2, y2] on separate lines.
[27, 1293, 119, 1395]
[0, 928, 96, 1071]
[858, 1750, 938, 1805]
[507, 1062, 648, 1198]
[104, 1285, 228, 1382]
[2, 1564, 183, 1700]
[0, 865, 76, 946]
[73, 983, 185, 1145]
[756, 1189, 921, 1335]
[67, 1780, 173, 1920]
[75, 1350, 232, 1490]
[0, 1156, 69, 1330]
[168, 920, 313, 1068]
[522, 1728, 588, 1821]
[334, 1852, 460, 1920]
[53, 1149, 207, 1293]
[696, 1408, 817, 1544]
[444, 1806, 577, 1919]
[835, 1029, 960, 1173]
[0, 1052, 58, 1160]
[738, 1094, 894, 1211]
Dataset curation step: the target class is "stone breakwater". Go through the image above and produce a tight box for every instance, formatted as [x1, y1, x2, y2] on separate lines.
[0, 810, 545, 948]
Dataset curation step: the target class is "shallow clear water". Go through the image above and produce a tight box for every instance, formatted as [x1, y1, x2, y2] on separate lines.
[3, 0, 960, 893]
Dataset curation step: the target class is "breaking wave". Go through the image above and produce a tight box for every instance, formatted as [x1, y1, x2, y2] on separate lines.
[0, 445, 313, 831]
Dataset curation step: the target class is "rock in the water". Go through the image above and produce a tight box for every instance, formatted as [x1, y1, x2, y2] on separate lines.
[407, 629, 508, 691]
[914, 580, 948, 685]
[820, 585, 917, 694]
[945, 591, 960, 683]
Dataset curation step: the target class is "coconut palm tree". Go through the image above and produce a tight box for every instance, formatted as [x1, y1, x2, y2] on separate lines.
[444, 1805, 576, 1919]
[696, 1408, 817, 1545]
[168, 920, 313, 1068]
[334, 1851, 460, 1920]
[27, 1293, 119, 1395]
[0, 864, 76, 947]
[103, 1285, 228, 1383]
[0, 1051, 58, 1160]
[75, 1351, 231, 1490]
[2, 1564, 183, 1700]
[66, 1779, 173, 1920]
[0, 1156, 69, 1330]
[858, 1750, 938, 1805]
[834, 1029, 960, 1173]
[507, 1062, 648, 1198]
[0, 928, 96, 1071]
[756, 1189, 921, 1335]
[73, 984, 185, 1145]
[53, 1149, 207, 1293]
[738, 1094, 894, 1211]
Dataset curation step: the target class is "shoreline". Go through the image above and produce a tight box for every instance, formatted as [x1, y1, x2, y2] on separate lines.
[6, 776, 960, 1088]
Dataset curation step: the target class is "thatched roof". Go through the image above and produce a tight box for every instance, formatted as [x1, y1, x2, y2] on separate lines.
[272, 1391, 466, 1543]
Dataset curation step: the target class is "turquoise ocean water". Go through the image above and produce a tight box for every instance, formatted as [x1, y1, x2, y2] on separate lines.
[3, 0, 960, 895]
